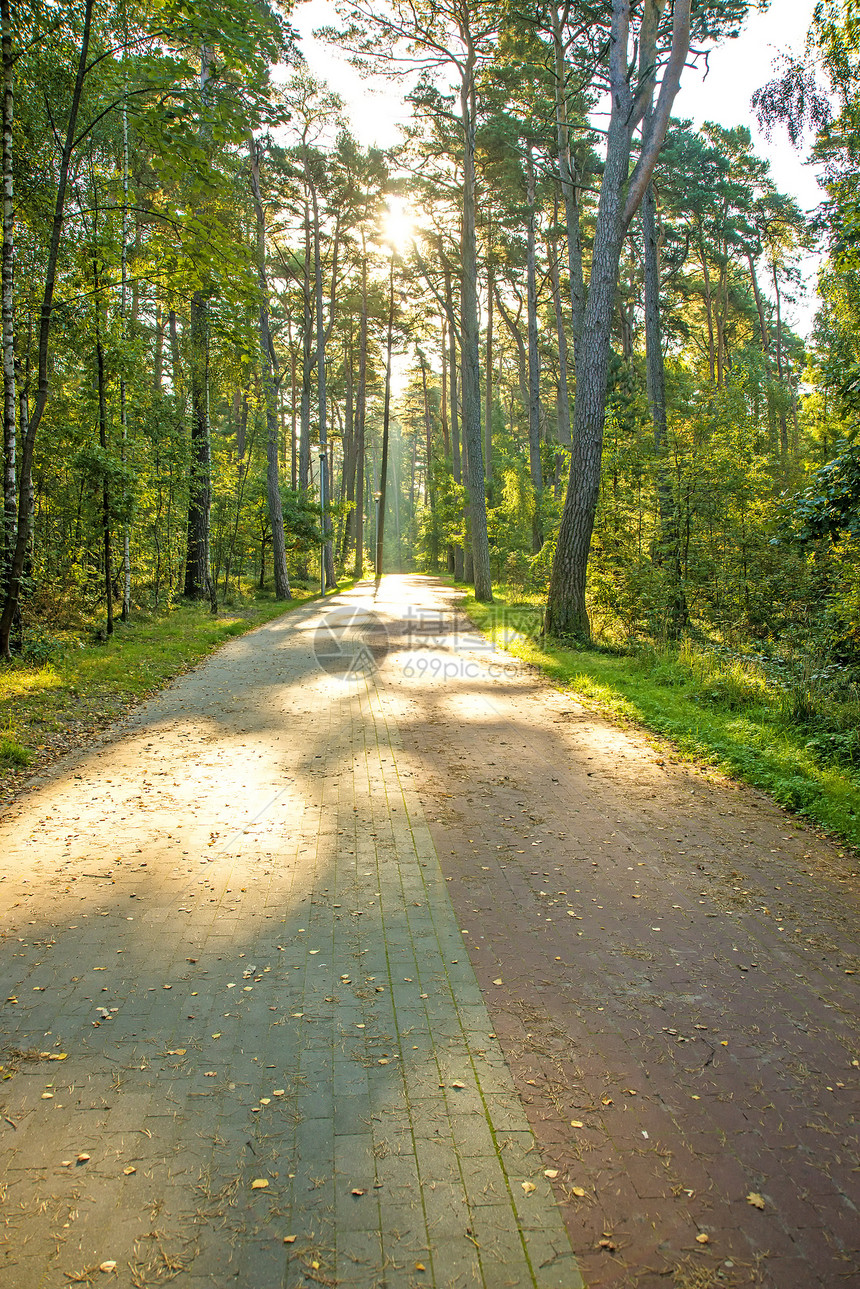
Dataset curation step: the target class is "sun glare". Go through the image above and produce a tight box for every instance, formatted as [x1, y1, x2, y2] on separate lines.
[382, 196, 416, 254]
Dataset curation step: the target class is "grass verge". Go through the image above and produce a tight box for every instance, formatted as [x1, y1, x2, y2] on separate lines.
[460, 586, 860, 852]
[0, 580, 354, 799]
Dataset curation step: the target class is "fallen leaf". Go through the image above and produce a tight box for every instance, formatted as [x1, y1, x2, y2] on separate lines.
[283, 1235, 296, 1244]
[167, 1049, 186, 1056]
[351, 1188, 366, 1196]
[251, 1178, 269, 1190]
[544, 1169, 559, 1179]
[450, 1080, 466, 1089]
[61, 1160, 73, 1168]
[311, 1262, 320, 1271]
[273, 1089, 285, 1097]
[41, 1092, 54, 1100]
[601, 1097, 613, 1106]
[123, 1166, 136, 1175]
[204, 1071, 217, 1077]
[570, 1120, 584, 1129]
[492, 978, 503, 986]
[598, 1238, 616, 1251]
[746, 1192, 766, 1209]
[99, 1262, 117, 1273]
[521, 1181, 536, 1194]
[415, 1262, 426, 1272]
[571, 1187, 587, 1198]
[77, 1153, 90, 1163]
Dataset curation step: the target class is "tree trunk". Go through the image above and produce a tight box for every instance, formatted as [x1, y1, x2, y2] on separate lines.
[440, 313, 450, 456]
[458, 57, 492, 601]
[168, 309, 181, 388]
[526, 146, 544, 554]
[341, 341, 356, 563]
[550, 0, 586, 367]
[120, 90, 131, 622]
[485, 253, 493, 485]
[772, 261, 789, 458]
[153, 302, 164, 393]
[299, 203, 312, 494]
[1, 0, 14, 579]
[643, 178, 686, 637]
[418, 350, 439, 570]
[446, 268, 463, 580]
[93, 247, 113, 636]
[183, 289, 213, 602]
[547, 218, 572, 448]
[309, 173, 337, 589]
[353, 246, 368, 578]
[376, 256, 395, 577]
[249, 136, 290, 599]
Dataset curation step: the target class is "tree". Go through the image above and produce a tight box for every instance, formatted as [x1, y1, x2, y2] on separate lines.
[545, 0, 750, 640]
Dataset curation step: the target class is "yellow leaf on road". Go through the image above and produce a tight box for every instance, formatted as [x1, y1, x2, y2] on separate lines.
[746, 1192, 766, 1209]
[521, 1181, 536, 1194]
[251, 1178, 269, 1190]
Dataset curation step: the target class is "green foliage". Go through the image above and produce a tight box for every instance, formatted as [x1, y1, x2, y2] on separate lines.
[788, 440, 860, 541]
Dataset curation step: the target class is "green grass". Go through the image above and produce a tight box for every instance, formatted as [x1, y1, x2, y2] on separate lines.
[460, 585, 860, 852]
[0, 580, 353, 790]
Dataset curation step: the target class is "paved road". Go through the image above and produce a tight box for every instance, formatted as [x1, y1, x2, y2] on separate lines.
[2, 574, 858, 1289]
[0, 578, 580, 1289]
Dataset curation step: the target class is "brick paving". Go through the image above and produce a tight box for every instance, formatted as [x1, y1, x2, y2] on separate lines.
[382, 577, 860, 1289]
[0, 579, 580, 1289]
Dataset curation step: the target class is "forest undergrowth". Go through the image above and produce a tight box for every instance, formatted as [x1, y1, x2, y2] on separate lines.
[461, 585, 860, 853]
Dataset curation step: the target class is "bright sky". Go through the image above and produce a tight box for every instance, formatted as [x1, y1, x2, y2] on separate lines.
[290, 0, 824, 334]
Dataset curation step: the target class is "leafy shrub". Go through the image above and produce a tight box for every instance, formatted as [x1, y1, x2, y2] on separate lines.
[20, 628, 66, 666]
